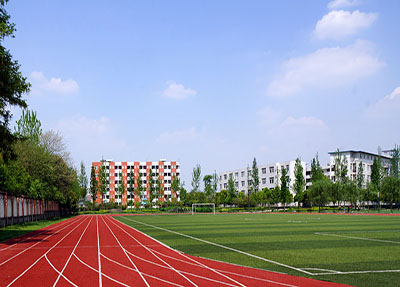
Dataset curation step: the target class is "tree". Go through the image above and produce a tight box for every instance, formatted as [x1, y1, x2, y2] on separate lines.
[364, 182, 378, 211]
[293, 158, 305, 208]
[280, 167, 292, 206]
[171, 174, 179, 202]
[128, 169, 135, 208]
[356, 161, 365, 189]
[227, 174, 237, 205]
[134, 173, 143, 207]
[390, 144, 400, 178]
[333, 149, 348, 184]
[155, 174, 163, 204]
[271, 186, 281, 209]
[203, 174, 213, 197]
[191, 164, 201, 193]
[311, 154, 324, 183]
[0, 0, 31, 162]
[371, 157, 382, 187]
[117, 174, 127, 206]
[344, 180, 360, 211]
[78, 161, 88, 199]
[148, 168, 155, 207]
[212, 171, 218, 195]
[89, 166, 98, 204]
[39, 130, 71, 165]
[14, 109, 42, 144]
[381, 176, 400, 213]
[251, 157, 259, 194]
[97, 162, 107, 206]
[308, 176, 331, 213]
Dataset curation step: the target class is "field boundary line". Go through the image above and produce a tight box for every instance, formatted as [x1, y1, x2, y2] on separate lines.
[53, 215, 93, 286]
[312, 269, 400, 275]
[121, 216, 313, 275]
[117, 216, 255, 286]
[96, 216, 102, 287]
[106, 216, 199, 287]
[315, 232, 400, 244]
[100, 216, 150, 287]
[6, 216, 88, 287]
[45, 254, 78, 287]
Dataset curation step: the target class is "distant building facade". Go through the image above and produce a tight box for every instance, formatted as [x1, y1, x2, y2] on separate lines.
[218, 160, 307, 195]
[92, 159, 180, 205]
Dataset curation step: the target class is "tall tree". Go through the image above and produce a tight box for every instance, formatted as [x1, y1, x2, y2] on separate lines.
[311, 154, 324, 183]
[14, 109, 42, 144]
[390, 144, 400, 178]
[333, 149, 348, 184]
[227, 174, 237, 205]
[309, 176, 331, 213]
[171, 174, 179, 202]
[78, 161, 88, 199]
[251, 157, 259, 194]
[97, 162, 107, 206]
[212, 171, 218, 195]
[118, 175, 127, 206]
[191, 164, 201, 193]
[203, 174, 213, 197]
[356, 161, 365, 189]
[134, 173, 143, 206]
[155, 174, 163, 204]
[0, 0, 31, 162]
[381, 176, 400, 213]
[148, 168, 155, 207]
[293, 158, 305, 207]
[280, 167, 292, 206]
[371, 157, 382, 187]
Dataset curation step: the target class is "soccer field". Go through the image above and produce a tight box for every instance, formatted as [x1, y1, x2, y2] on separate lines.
[116, 213, 400, 287]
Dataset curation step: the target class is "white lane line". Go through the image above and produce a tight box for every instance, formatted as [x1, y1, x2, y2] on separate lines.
[0, 216, 82, 267]
[73, 254, 130, 287]
[107, 216, 198, 287]
[121, 216, 313, 275]
[52, 216, 93, 286]
[45, 254, 78, 287]
[6, 216, 88, 287]
[117, 217, 249, 287]
[0, 218, 74, 252]
[100, 216, 149, 287]
[315, 232, 400, 244]
[97, 215, 102, 287]
[100, 252, 187, 287]
[147, 247, 298, 287]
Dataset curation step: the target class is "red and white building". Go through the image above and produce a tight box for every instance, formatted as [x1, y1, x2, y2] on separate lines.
[92, 159, 180, 205]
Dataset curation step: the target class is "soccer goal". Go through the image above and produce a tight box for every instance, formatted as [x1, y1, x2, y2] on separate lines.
[192, 203, 215, 215]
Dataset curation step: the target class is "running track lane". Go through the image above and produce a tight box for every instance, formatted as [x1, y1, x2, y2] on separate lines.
[0, 215, 352, 287]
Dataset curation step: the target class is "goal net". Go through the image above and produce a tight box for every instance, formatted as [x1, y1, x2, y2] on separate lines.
[192, 203, 215, 215]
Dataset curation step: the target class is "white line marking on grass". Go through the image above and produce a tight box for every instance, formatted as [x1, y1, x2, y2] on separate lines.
[97, 216, 102, 287]
[312, 269, 400, 276]
[120, 216, 313, 276]
[45, 254, 78, 287]
[52, 216, 93, 286]
[6, 216, 88, 287]
[107, 216, 198, 287]
[73, 254, 131, 287]
[0, 217, 81, 266]
[100, 216, 150, 287]
[315, 232, 400, 244]
[287, 221, 308, 223]
[118, 216, 250, 286]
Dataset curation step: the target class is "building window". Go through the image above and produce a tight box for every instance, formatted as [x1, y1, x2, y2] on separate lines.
[262, 168, 266, 174]
[241, 171, 245, 177]
[224, 183, 227, 189]
[269, 177, 274, 184]
[235, 172, 239, 178]
[269, 166, 274, 173]
[224, 174, 227, 180]
[241, 181, 245, 186]
[262, 178, 266, 184]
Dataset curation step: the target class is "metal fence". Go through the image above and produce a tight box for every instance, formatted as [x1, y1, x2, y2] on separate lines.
[0, 193, 61, 227]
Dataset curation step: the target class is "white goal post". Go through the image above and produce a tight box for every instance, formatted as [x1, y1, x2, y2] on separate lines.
[192, 203, 215, 215]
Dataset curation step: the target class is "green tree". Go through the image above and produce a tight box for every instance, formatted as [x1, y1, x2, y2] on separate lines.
[308, 176, 331, 213]
[78, 161, 88, 199]
[97, 162, 107, 206]
[227, 174, 237, 205]
[356, 161, 365, 189]
[155, 174, 163, 205]
[311, 154, 324, 183]
[147, 168, 155, 207]
[171, 174, 179, 202]
[134, 173, 143, 207]
[212, 171, 218, 195]
[364, 182, 378, 211]
[271, 186, 281, 209]
[89, 165, 97, 204]
[344, 180, 360, 211]
[14, 109, 42, 144]
[293, 158, 305, 208]
[371, 157, 382, 187]
[280, 167, 292, 206]
[251, 157, 260, 194]
[203, 174, 213, 197]
[191, 164, 201, 193]
[117, 174, 126, 206]
[128, 168, 135, 208]
[0, 0, 30, 162]
[390, 144, 399, 178]
[381, 176, 400, 213]
[333, 149, 348, 184]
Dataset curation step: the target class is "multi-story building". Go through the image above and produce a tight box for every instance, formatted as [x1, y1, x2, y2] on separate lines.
[305, 150, 391, 189]
[92, 159, 180, 205]
[218, 160, 307, 195]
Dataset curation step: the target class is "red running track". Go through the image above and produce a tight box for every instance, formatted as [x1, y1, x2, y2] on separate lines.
[0, 215, 352, 287]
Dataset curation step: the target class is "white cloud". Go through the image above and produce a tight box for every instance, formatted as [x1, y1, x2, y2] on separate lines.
[257, 107, 283, 126]
[366, 86, 400, 117]
[158, 127, 200, 143]
[267, 40, 384, 97]
[314, 10, 377, 40]
[280, 116, 327, 128]
[162, 81, 197, 99]
[327, 0, 361, 10]
[29, 71, 79, 94]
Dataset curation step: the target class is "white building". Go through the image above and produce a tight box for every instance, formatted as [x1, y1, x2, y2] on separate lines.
[218, 160, 307, 195]
[305, 150, 391, 189]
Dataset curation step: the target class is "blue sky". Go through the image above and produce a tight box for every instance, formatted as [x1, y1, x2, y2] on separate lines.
[5, 0, 400, 186]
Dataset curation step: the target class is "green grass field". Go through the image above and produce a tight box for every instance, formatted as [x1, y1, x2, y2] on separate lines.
[116, 213, 400, 287]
